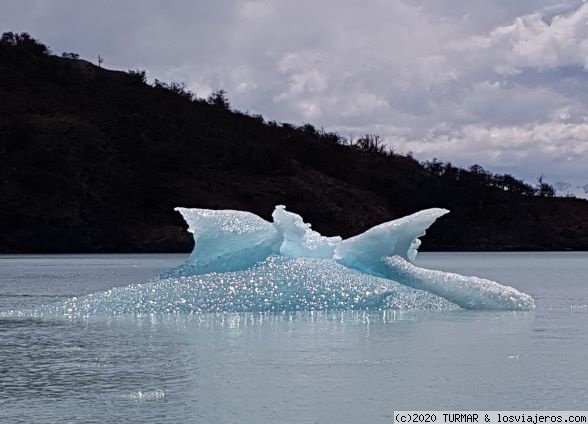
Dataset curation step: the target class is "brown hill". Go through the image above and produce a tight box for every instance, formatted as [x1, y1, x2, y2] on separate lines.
[1, 32, 587, 252]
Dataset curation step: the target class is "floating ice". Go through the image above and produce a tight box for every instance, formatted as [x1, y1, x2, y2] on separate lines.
[174, 207, 281, 274]
[380, 256, 535, 310]
[169, 205, 534, 311]
[273, 205, 342, 258]
[35, 205, 534, 317]
[39, 256, 457, 317]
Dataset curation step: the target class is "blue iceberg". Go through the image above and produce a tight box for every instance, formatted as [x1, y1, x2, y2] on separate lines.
[39, 206, 535, 317]
[172, 205, 535, 311]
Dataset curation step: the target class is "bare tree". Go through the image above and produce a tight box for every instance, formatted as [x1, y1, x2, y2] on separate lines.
[536, 175, 556, 197]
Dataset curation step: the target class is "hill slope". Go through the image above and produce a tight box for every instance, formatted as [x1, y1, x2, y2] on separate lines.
[1, 33, 587, 252]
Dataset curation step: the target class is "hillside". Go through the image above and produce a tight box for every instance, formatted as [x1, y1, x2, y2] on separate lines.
[1, 33, 588, 252]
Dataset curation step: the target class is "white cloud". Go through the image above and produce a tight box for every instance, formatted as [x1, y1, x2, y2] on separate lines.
[454, 3, 588, 73]
[391, 120, 588, 180]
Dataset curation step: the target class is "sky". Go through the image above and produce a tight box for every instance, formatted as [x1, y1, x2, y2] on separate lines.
[2, 0, 588, 186]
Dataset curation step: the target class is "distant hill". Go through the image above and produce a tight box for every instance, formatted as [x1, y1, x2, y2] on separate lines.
[553, 181, 588, 200]
[1, 32, 588, 252]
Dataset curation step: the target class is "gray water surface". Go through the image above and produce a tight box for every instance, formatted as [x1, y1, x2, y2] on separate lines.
[0, 253, 587, 423]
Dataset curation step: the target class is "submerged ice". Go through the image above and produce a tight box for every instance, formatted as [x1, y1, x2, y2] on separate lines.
[39, 205, 534, 317]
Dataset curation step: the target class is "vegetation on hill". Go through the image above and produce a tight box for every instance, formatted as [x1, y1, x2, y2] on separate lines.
[1, 32, 587, 252]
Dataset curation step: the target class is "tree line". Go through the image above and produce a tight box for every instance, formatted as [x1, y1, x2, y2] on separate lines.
[1, 31, 557, 199]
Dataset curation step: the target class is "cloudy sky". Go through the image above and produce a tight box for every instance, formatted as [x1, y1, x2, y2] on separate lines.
[2, 0, 588, 185]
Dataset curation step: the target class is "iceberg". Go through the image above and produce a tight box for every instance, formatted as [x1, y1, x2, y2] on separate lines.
[174, 207, 281, 274]
[172, 205, 535, 311]
[35, 205, 534, 317]
[40, 256, 457, 316]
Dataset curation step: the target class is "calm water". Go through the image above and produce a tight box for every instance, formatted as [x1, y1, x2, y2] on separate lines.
[0, 252, 587, 423]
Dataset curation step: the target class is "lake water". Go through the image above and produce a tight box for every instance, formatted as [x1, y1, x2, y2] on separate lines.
[0, 252, 587, 423]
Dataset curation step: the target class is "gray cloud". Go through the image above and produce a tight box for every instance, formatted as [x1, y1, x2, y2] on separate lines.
[1, 0, 587, 184]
